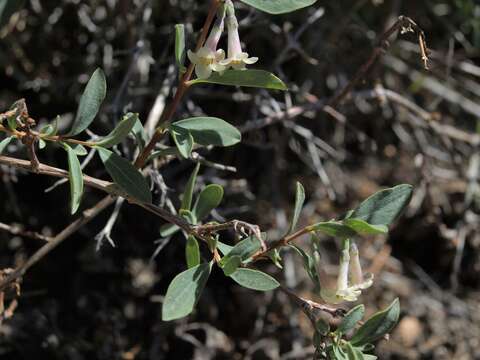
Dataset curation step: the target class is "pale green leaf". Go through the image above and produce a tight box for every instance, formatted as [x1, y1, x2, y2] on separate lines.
[239, 0, 317, 14]
[220, 235, 262, 265]
[308, 221, 356, 238]
[175, 24, 186, 73]
[67, 68, 107, 136]
[351, 298, 400, 346]
[162, 262, 212, 321]
[289, 181, 305, 233]
[192, 184, 223, 221]
[221, 255, 242, 276]
[186, 236, 200, 268]
[94, 112, 138, 148]
[350, 185, 413, 226]
[229, 268, 279, 291]
[70, 143, 88, 156]
[181, 163, 200, 211]
[172, 117, 241, 147]
[343, 218, 388, 235]
[170, 126, 194, 159]
[336, 305, 365, 335]
[64, 143, 84, 214]
[190, 69, 287, 90]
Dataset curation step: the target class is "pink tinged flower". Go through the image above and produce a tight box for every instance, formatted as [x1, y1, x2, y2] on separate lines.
[219, 0, 258, 70]
[187, 5, 227, 79]
[188, 47, 226, 79]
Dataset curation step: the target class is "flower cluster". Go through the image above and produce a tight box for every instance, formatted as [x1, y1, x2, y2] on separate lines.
[187, 0, 258, 80]
[318, 241, 373, 304]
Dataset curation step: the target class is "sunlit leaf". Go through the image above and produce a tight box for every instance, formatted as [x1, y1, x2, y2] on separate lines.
[67, 68, 107, 136]
[70, 144, 88, 156]
[162, 262, 212, 321]
[192, 184, 223, 221]
[343, 218, 388, 235]
[95, 112, 138, 148]
[350, 185, 413, 226]
[351, 298, 400, 346]
[63, 143, 84, 214]
[175, 24, 186, 74]
[185, 235, 200, 268]
[170, 126, 194, 159]
[289, 181, 305, 233]
[229, 268, 279, 291]
[181, 163, 200, 211]
[172, 117, 241, 147]
[190, 69, 287, 90]
[239, 0, 317, 14]
[221, 255, 242, 276]
[308, 221, 356, 238]
[336, 305, 365, 335]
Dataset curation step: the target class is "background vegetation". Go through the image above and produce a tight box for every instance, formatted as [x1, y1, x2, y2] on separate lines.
[0, 0, 479, 359]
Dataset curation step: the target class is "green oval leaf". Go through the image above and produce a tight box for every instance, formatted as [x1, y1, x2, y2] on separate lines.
[175, 24, 186, 74]
[97, 147, 152, 203]
[350, 185, 413, 226]
[351, 298, 400, 346]
[192, 184, 224, 222]
[63, 143, 84, 214]
[217, 241, 234, 256]
[186, 235, 200, 268]
[70, 143, 88, 156]
[221, 255, 242, 276]
[0, 136, 14, 154]
[220, 235, 262, 265]
[229, 268, 279, 291]
[67, 68, 107, 136]
[172, 117, 241, 147]
[343, 218, 388, 235]
[181, 163, 200, 211]
[94, 112, 138, 148]
[336, 304, 365, 335]
[190, 69, 287, 90]
[239, 0, 317, 14]
[308, 221, 356, 238]
[162, 262, 212, 321]
[289, 181, 305, 233]
[170, 126, 194, 159]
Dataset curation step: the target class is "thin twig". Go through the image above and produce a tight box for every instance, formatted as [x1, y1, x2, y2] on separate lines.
[0, 222, 51, 242]
[328, 15, 429, 108]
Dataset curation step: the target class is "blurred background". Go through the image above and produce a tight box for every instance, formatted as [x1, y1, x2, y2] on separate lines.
[0, 0, 479, 359]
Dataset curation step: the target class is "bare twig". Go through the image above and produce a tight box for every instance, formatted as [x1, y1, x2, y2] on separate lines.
[328, 15, 429, 108]
[0, 222, 51, 242]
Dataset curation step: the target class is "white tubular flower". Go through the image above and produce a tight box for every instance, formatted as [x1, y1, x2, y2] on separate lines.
[187, 5, 227, 79]
[219, 0, 258, 70]
[319, 240, 373, 304]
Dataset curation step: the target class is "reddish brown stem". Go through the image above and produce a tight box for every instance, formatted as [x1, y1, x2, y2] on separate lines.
[134, 0, 221, 168]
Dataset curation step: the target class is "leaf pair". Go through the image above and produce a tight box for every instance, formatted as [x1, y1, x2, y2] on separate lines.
[327, 299, 400, 360]
[309, 184, 413, 238]
[219, 235, 279, 291]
